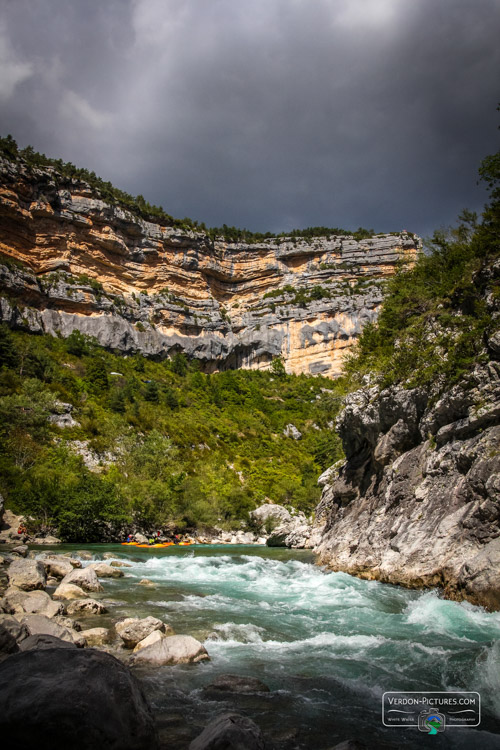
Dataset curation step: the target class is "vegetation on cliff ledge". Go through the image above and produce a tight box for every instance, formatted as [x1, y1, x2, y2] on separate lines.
[0, 327, 344, 540]
[344, 149, 500, 390]
[0, 134, 382, 243]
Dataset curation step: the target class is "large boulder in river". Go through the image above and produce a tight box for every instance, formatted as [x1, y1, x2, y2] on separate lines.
[66, 598, 108, 615]
[7, 559, 46, 591]
[59, 566, 103, 593]
[0, 614, 29, 645]
[189, 712, 266, 750]
[132, 629, 165, 653]
[21, 614, 85, 647]
[53, 582, 87, 600]
[0, 648, 159, 749]
[0, 589, 63, 619]
[88, 562, 124, 578]
[115, 616, 168, 648]
[132, 634, 209, 666]
[41, 556, 74, 579]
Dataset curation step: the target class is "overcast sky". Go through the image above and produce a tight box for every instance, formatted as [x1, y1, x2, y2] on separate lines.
[1, 0, 499, 237]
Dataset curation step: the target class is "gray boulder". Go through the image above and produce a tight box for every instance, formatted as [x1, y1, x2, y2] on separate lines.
[21, 614, 85, 647]
[88, 562, 124, 578]
[41, 556, 74, 579]
[0, 648, 159, 749]
[189, 712, 266, 750]
[0, 623, 19, 656]
[19, 634, 77, 651]
[60, 566, 103, 593]
[53, 582, 87, 600]
[283, 423, 302, 440]
[66, 598, 108, 615]
[131, 634, 209, 666]
[249, 503, 292, 528]
[11, 544, 29, 557]
[0, 589, 63, 619]
[0, 614, 29, 644]
[115, 616, 167, 649]
[7, 559, 46, 591]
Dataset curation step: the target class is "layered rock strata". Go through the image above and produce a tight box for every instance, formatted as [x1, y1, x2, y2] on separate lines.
[0, 156, 420, 375]
[315, 361, 500, 609]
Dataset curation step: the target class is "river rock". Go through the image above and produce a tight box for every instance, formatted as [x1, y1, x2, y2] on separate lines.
[132, 629, 165, 653]
[19, 634, 77, 651]
[11, 544, 28, 557]
[7, 559, 46, 591]
[75, 551, 94, 560]
[110, 560, 132, 567]
[21, 614, 85, 647]
[134, 533, 149, 544]
[88, 562, 124, 578]
[41, 556, 75, 579]
[115, 616, 166, 648]
[53, 582, 87, 600]
[32, 535, 62, 545]
[80, 627, 110, 647]
[131, 634, 209, 666]
[328, 742, 367, 750]
[0, 622, 19, 656]
[66, 598, 108, 615]
[249, 503, 292, 528]
[60, 566, 104, 593]
[0, 589, 63, 618]
[138, 578, 155, 587]
[189, 712, 265, 750]
[203, 674, 270, 694]
[0, 614, 29, 644]
[0, 648, 159, 749]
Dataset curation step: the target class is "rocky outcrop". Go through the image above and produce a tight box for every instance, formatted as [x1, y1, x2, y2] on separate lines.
[115, 616, 168, 649]
[315, 362, 500, 610]
[0, 156, 420, 376]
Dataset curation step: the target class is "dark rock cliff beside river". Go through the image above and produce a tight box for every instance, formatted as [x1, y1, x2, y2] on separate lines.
[314, 351, 500, 609]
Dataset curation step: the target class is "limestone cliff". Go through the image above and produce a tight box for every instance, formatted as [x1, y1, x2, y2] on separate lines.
[314, 338, 500, 608]
[0, 156, 419, 375]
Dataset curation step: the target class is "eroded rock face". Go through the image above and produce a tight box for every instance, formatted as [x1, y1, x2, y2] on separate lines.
[0, 648, 159, 749]
[315, 363, 500, 610]
[0, 156, 420, 377]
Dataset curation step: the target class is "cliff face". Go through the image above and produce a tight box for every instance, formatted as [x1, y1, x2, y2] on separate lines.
[314, 297, 500, 609]
[0, 156, 419, 375]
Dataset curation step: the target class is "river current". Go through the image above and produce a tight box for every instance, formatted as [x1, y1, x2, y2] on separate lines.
[43, 544, 500, 749]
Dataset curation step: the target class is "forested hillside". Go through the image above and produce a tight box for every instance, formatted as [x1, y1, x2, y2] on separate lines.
[0, 329, 343, 540]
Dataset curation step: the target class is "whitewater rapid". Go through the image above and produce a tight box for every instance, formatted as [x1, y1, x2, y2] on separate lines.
[71, 545, 500, 748]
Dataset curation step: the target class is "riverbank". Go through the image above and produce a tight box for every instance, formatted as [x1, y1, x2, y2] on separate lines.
[1, 543, 500, 749]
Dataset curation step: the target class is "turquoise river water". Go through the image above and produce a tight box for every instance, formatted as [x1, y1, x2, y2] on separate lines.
[38, 544, 500, 749]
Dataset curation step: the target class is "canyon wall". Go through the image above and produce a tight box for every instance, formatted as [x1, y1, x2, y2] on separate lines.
[313, 302, 500, 609]
[0, 156, 420, 375]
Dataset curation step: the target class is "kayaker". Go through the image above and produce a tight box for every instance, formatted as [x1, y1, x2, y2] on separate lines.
[127, 534, 133, 542]
[148, 537, 155, 545]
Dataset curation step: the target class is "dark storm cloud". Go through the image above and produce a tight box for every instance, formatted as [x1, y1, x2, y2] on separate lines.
[1, 0, 499, 237]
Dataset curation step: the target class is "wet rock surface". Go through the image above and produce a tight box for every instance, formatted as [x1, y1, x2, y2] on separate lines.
[316, 362, 500, 609]
[0, 156, 420, 377]
[0, 648, 159, 750]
